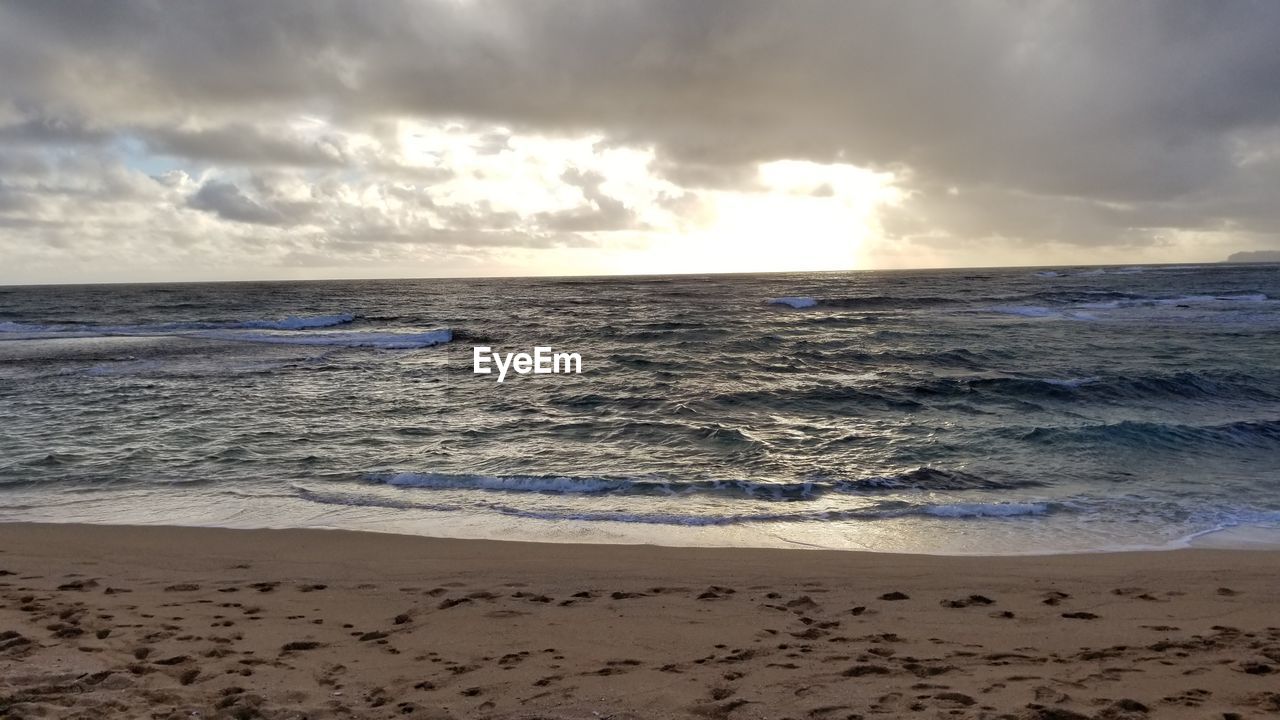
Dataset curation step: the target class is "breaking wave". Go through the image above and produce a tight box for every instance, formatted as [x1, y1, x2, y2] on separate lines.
[201, 329, 452, 349]
[0, 313, 452, 349]
[298, 486, 1055, 526]
[767, 296, 818, 309]
[0, 313, 357, 335]
[366, 467, 1037, 499]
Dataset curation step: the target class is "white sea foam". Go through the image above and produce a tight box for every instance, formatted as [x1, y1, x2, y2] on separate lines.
[369, 468, 1031, 498]
[0, 321, 85, 335]
[987, 306, 1056, 317]
[767, 296, 818, 309]
[0, 321, 52, 332]
[1033, 271, 1060, 277]
[989, 293, 1274, 321]
[921, 502, 1050, 518]
[1212, 293, 1269, 302]
[237, 313, 355, 330]
[377, 472, 622, 493]
[1040, 376, 1101, 388]
[0, 313, 356, 336]
[1082, 293, 1270, 309]
[458, 500, 1056, 526]
[205, 328, 452, 349]
[0, 314, 448, 349]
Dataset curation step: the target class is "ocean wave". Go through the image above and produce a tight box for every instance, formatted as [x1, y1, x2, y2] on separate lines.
[914, 371, 1278, 403]
[0, 321, 71, 333]
[979, 300, 1277, 320]
[297, 483, 1056, 525]
[987, 305, 1056, 318]
[366, 467, 1037, 499]
[234, 313, 355, 330]
[983, 306, 1098, 320]
[300, 490, 1055, 526]
[979, 292, 1275, 322]
[1078, 293, 1271, 309]
[819, 295, 958, 310]
[768, 295, 959, 311]
[1034, 267, 1147, 278]
[481, 501, 1052, 526]
[767, 296, 818, 309]
[708, 383, 925, 412]
[201, 328, 453, 349]
[0, 313, 357, 336]
[1020, 418, 1280, 452]
[1077, 267, 1147, 276]
[0, 313, 450, 349]
[294, 485, 1280, 536]
[921, 502, 1051, 518]
[1040, 376, 1101, 388]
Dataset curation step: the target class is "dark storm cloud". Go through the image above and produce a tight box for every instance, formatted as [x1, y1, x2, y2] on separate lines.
[2, 0, 1279, 262]
[188, 180, 290, 226]
[0, 115, 111, 147]
[142, 125, 351, 167]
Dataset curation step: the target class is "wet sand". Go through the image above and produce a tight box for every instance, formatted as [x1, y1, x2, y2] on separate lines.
[1, 522, 1278, 719]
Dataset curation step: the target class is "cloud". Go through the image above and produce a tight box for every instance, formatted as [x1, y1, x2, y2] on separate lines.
[1, 0, 1279, 281]
[142, 125, 351, 167]
[188, 180, 291, 226]
[533, 168, 638, 232]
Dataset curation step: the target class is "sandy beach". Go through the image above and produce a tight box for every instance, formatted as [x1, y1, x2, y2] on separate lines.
[0, 524, 1276, 719]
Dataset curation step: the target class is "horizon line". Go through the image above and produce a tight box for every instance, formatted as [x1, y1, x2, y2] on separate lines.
[2, 259, 1253, 290]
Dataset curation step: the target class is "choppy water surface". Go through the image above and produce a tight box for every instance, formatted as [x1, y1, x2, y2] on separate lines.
[2, 264, 1278, 553]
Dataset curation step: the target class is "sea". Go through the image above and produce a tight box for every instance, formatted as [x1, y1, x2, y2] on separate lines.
[2, 263, 1278, 554]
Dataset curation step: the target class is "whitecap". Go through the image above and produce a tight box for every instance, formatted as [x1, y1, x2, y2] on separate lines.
[1040, 376, 1101, 388]
[203, 328, 452, 349]
[767, 296, 818, 309]
[986, 306, 1056, 318]
[236, 313, 355, 330]
[921, 502, 1050, 518]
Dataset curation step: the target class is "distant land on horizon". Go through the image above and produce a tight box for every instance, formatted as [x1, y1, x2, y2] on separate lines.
[1226, 250, 1280, 263]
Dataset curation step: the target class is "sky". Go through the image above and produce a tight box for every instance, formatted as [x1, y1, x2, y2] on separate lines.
[2, 0, 1279, 284]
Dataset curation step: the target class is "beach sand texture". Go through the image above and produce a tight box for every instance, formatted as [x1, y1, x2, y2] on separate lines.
[1, 523, 1278, 719]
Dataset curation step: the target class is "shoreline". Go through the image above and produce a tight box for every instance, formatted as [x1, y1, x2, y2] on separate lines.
[4, 511, 1280, 557]
[3, 522, 1280, 718]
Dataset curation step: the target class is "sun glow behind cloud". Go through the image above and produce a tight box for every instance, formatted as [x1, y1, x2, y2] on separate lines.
[697, 161, 899, 273]
[394, 121, 900, 276]
[604, 160, 901, 275]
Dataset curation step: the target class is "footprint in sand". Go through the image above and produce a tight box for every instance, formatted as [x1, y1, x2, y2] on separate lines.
[1041, 591, 1070, 606]
[940, 594, 994, 608]
[163, 583, 200, 592]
